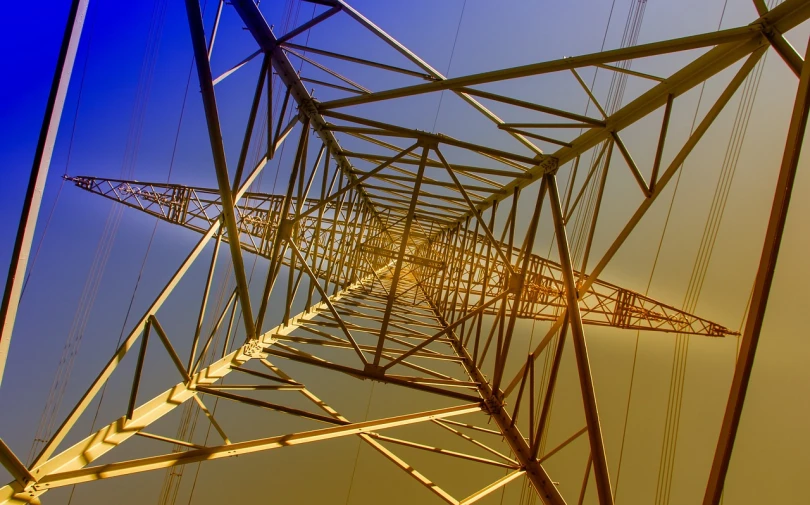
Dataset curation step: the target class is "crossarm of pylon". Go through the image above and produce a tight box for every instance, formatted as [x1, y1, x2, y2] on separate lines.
[417, 224, 737, 337]
[66, 175, 370, 288]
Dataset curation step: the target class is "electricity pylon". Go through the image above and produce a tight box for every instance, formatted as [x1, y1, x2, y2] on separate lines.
[1, 0, 808, 504]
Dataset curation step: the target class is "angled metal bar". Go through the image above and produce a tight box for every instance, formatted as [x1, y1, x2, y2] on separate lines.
[184, 0, 256, 339]
[206, 0, 225, 58]
[280, 41, 436, 80]
[232, 53, 269, 192]
[610, 131, 650, 197]
[301, 76, 365, 95]
[594, 62, 665, 82]
[0, 0, 89, 386]
[126, 320, 151, 420]
[571, 68, 607, 118]
[285, 47, 371, 93]
[213, 49, 261, 86]
[0, 439, 34, 489]
[276, 5, 341, 46]
[497, 126, 573, 148]
[195, 386, 346, 425]
[33, 404, 482, 489]
[540, 426, 588, 463]
[461, 87, 606, 126]
[547, 172, 613, 505]
[703, 35, 810, 505]
[192, 385, 230, 445]
[367, 434, 516, 469]
[459, 470, 526, 505]
[565, 140, 610, 223]
[135, 431, 205, 450]
[531, 319, 569, 459]
[189, 230, 223, 371]
[650, 94, 673, 194]
[148, 316, 192, 384]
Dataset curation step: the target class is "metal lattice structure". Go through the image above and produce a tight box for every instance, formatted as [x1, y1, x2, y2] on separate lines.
[1, 0, 809, 504]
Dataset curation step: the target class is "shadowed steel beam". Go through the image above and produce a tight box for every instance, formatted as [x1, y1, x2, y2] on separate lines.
[184, 0, 256, 339]
[702, 35, 810, 505]
[33, 404, 482, 489]
[0, 0, 89, 387]
[547, 172, 613, 505]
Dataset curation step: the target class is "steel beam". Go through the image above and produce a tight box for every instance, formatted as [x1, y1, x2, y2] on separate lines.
[702, 36, 810, 505]
[0, 0, 89, 386]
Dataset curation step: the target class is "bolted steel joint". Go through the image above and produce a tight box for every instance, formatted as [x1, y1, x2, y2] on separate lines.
[278, 218, 295, 242]
[507, 272, 525, 294]
[363, 363, 386, 379]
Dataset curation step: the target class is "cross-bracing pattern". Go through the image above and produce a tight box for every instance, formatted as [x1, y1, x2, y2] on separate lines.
[1, 0, 809, 504]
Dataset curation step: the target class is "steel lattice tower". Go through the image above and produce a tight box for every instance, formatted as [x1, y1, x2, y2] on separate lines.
[1, 0, 809, 504]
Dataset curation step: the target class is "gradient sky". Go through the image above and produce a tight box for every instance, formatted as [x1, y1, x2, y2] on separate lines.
[1, 1, 809, 504]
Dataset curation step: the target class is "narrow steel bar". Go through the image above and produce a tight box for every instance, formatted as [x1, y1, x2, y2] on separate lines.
[126, 320, 151, 421]
[571, 68, 607, 118]
[232, 53, 269, 192]
[148, 316, 192, 383]
[650, 94, 673, 194]
[136, 431, 204, 450]
[276, 5, 341, 46]
[206, 0, 225, 58]
[184, 0, 256, 339]
[191, 395, 231, 444]
[540, 426, 588, 463]
[293, 141, 419, 223]
[703, 36, 810, 505]
[279, 42, 435, 80]
[189, 229, 223, 371]
[594, 62, 665, 82]
[0, 439, 34, 488]
[610, 131, 650, 197]
[459, 470, 526, 505]
[547, 172, 613, 505]
[531, 319, 569, 459]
